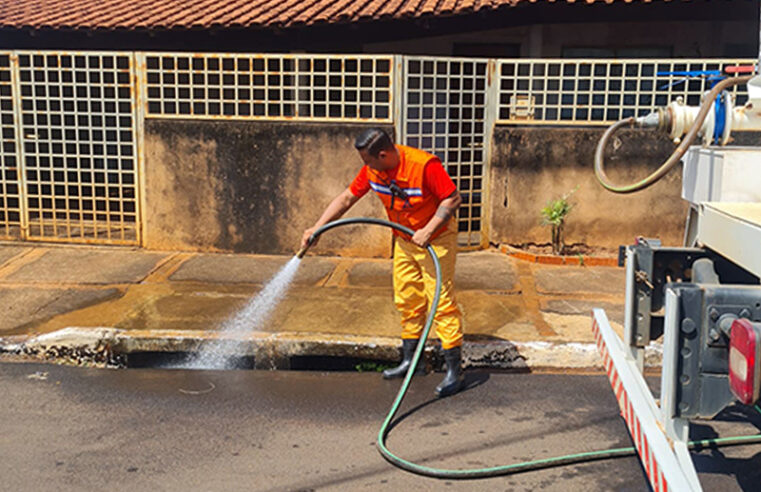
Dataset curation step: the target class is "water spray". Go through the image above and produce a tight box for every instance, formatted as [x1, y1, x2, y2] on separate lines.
[178, 255, 303, 370]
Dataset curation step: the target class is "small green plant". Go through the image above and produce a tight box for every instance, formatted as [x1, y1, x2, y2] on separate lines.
[355, 361, 394, 372]
[540, 187, 578, 255]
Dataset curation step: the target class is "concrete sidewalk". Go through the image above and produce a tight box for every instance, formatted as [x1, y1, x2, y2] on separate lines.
[0, 242, 650, 370]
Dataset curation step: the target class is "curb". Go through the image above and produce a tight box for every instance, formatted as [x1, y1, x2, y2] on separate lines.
[0, 327, 663, 371]
[499, 244, 619, 267]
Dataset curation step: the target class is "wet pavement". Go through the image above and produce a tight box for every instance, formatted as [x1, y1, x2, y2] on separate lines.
[0, 243, 631, 369]
[1, 362, 759, 491]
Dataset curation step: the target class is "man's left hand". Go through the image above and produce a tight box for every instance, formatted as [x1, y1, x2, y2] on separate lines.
[411, 228, 433, 248]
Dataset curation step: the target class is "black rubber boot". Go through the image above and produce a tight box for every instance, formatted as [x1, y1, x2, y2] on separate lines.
[382, 339, 425, 379]
[435, 346, 464, 398]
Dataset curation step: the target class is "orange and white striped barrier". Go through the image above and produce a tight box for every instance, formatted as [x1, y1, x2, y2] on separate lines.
[592, 308, 702, 492]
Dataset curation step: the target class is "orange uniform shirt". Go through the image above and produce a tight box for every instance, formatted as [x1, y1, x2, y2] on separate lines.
[350, 145, 457, 240]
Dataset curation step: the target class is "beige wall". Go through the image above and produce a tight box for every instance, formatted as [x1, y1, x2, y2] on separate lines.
[139, 121, 760, 257]
[143, 120, 393, 257]
[488, 126, 690, 249]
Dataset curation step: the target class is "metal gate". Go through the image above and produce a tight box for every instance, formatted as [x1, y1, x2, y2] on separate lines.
[397, 57, 496, 248]
[1, 51, 141, 245]
[0, 53, 21, 240]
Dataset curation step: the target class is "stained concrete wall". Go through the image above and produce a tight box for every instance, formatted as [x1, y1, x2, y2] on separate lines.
[488, 128, 761, 249]
[143, 121, 393, 257]
[142, 120, 761, 256]
[488, 126, 689, 249]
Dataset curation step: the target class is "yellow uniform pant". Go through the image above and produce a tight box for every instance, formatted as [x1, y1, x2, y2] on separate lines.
[393, 228, 463, 350]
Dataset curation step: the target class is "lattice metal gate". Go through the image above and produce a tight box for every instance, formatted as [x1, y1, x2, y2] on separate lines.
[0, 51, 141, 245]
[397, 57, 496, 248]
[0, 53, 21, 240]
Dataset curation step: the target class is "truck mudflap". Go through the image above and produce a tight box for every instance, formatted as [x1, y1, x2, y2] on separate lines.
[592, 308, 702, 492]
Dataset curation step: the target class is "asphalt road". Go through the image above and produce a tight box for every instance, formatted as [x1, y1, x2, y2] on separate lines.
[1, 362, 760, 492]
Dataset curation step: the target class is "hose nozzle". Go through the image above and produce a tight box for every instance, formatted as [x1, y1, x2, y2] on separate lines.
[296, 235, 315, 259]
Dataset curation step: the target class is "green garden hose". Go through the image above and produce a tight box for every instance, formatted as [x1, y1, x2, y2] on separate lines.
[304, 217, 761, 480]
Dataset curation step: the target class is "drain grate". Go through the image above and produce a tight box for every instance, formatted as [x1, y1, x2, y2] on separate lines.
[124, 351, 255, 370]
[121, 351, 396, 372]
[289, 355, 395, 372]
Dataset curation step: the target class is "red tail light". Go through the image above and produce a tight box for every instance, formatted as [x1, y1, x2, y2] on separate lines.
[729, 319, 761, 405]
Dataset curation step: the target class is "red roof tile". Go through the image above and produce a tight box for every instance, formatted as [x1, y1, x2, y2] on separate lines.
[0, 0, 717, 30]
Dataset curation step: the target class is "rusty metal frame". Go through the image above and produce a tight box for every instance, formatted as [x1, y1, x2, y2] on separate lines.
[133, 53, 147, 247]
[480, 58, 498, 250]
[392, 55, 405, 141]
[0, 51, 23, 241]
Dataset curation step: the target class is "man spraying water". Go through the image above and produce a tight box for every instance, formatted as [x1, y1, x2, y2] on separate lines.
[301, 128, 465, 397]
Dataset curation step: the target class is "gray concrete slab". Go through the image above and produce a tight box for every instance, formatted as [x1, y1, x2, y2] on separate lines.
[0, 287, 120, 333]
[4, 249, 168, 284]
[58, 280, 534, 342]
[456, 252, 518, 291]
[534, 266, 625, 296]
[346, 261, 392, 288]
[266, 286, 400, 336]
[458, 290, 534, 340]
[106, 284, 399, 336]
[0, 246, 31, 268]
[345, 252, 518, 292]
[542, 299, 625, 326]
[0, 242, 639, 363]
[271, 288, 530, 340]
[170, 254, 336, 286]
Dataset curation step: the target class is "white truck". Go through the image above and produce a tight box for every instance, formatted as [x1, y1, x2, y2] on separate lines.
[592, 55, 761, 490]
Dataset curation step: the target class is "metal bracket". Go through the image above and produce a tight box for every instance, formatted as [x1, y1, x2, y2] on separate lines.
[670, 283, 761, 419]
[624, 243, 757, 350]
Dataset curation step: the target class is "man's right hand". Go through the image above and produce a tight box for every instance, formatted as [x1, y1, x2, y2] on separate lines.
[301, 226, 320, 250]
[300, 188, 361, 251]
